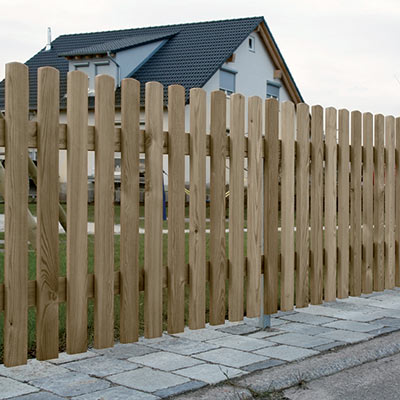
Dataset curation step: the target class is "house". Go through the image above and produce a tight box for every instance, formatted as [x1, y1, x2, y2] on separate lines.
[0, 16, 303, 194]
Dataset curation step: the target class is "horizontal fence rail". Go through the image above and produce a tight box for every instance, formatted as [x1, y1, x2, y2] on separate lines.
[1, 62, 400, 366]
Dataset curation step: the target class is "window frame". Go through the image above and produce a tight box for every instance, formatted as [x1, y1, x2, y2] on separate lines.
[266, 80, 281, 100]
[219, 67, 237, 96]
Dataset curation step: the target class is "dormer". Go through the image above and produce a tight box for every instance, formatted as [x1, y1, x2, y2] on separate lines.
[59, 31, 177, 95]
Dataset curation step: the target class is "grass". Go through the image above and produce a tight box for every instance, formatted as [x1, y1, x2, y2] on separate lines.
[0, 203, 254, 364]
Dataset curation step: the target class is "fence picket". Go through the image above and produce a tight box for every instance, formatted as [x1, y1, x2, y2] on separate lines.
[324, 107, 337, 301]
[374, 114, 385, 291]
[229, 93, 245, 321]
[295, 103, 310, 308]
[338, 109, 350, 298]
[362, 113, 373, 294]
[4, 62, 29, 366]
[120, 78, 140, 343]
[209, 90, 227, 325]
[246, 96, 262, 317]
[264, 98, 279, 314]
[36, 67, 60, 360]
[280, 102, 295, 311]
[385, 116, 395, 289]
[189, 88, 207, 329]
[144, 82, 164, 338]
[167, 85, 186, 333]
[396, 117, 400, 286]
[66, 70, 88, 354]
[350, 111, 362, 296]
[94, 75, 115, 348]
[310, 105, 324, 305]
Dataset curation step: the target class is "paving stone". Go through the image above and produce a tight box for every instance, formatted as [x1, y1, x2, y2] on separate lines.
[268, 333, 334, 348]
[0, 376, 39, 399]
[247, 329, 283, 339]
[312, 341, 347, 352]
[216, 324, 259, 335]
[154, 380, 207, 398]
[295, 305, 343, 318]
[270, 318, 289, 327]
[93, 342, 156, 359]
[322, 320, 384, 332]
[254, 345, 319, 361]
[375, 317, 400, 326]
[193, 348, 267, 368]
[64, 356, 138, 377]
[172, 328, 232, 341]
[47, 351, 98, 365]
[29, 372, 110, 397]
[208, 335, 275, 351]
[15, 393, 67, 400]
[144, 337, 219, 355]
[0, 360, 69, 382]
[130, 351, 203, 371]
[317, 329, 373, 343]
[241, 358, 286, 372]
[280, 313, 337, 326]
[174, 363, 245, 384]
[278, 322, 336, 336]
[72, 386, 159, 399]
[367, 326, 400, 337]
[108, 367, 189, 392]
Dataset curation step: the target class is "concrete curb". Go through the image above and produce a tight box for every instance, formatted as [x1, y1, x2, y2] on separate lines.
[175, 330, 400, 399]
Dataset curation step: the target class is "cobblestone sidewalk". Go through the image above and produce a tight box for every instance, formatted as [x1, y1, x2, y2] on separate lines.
[2, 289, 400, 399]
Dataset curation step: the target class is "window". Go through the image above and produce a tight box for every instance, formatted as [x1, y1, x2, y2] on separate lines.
[248, 35, 255, 52]
[94, 60, 110, 76]
[219, 68, 237, 95]
[266, 80, 281, 100]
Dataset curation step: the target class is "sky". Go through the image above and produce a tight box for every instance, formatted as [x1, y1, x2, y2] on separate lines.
[0, 0, 399, 116]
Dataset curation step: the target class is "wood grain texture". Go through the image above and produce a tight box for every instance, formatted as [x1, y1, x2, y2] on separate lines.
[209, 90, 227, 325]
[264, 98, 279, 314]
[246, 96, 262, 317]
[374, 114, 385, 291]
[120, 79, 140, 343]
[167, 85, 186, 333]
[280, 101, 295, 311]
[362, 113, 373, 294]
[94, 75, 115, 348]
[337, 109, 350, 298]
[229, 93, 245, 321]
[385, 116, 395, 289]
[36, 67, 60, 361]
[189, 88, 207, 329]
[295, 103, 310, 308]
[310, 105, 324, 305]
[144, 82, 164, 338]
[4, 62, 29, 366]
[66, 70, 88, 354]
[350, 111, 362, 296]
[396, 117, 400, 286]
[324, 107, 337, 302]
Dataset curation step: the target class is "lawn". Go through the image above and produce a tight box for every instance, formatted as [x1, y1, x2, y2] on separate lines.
[0, 204, 254, 363]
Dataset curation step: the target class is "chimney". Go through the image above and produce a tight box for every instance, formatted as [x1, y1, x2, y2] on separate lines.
[45, 27, 52, 51]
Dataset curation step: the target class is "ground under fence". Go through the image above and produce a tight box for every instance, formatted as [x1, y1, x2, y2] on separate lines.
[0, 62, 399, 367]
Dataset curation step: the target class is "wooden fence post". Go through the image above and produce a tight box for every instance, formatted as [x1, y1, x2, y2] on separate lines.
[144, 82, 164, 338]
[228, 93, 245, 321]
[396, 117, 400, 286]
[120, 78, 140, 343]
[66, 70, 88, 354]
[36, 66, 60, 360]
[247, 96, 262, 317]
[94, 74, 115, 348]
[167, 84, 186, 333]
[189, 88, 206, 329]
[4, 62, 29, 366]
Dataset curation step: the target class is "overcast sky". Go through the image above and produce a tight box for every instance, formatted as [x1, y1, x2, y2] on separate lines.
[1, 0, 399, 115]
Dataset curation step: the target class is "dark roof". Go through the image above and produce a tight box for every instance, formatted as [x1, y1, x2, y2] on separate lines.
[0, 16, 303, 110]
[59, 31, 179, 56]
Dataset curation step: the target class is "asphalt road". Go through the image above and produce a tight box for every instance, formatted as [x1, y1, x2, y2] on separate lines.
[284, 352, 400, 400]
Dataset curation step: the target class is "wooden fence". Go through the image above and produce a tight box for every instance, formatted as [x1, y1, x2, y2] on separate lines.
[0, 62, 399, 366]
